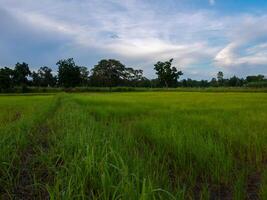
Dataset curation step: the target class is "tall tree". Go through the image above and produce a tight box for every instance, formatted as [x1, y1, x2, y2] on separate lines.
[210, 78, 218, 87]
[57, 58, 81, 87]
[32, 71, 41, 86]
[217, 71, 224, 86]
[228, 76, 242, 87]
[125, 68, 144, 86]
[32, 66, 56, 87]
[0, 67, 14, 90]
[13, 62, 31, 86]
[79, 66, 90, 86]
[154, 59, 183, 87]
[90, 59, 126, 89]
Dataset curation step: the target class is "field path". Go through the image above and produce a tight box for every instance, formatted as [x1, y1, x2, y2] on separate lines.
[12, 96, 61, 199]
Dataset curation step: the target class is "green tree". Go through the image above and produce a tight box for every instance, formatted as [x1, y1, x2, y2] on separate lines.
[154, 59, 183, 87]
[0, 67, 14, 90]
[79, 66, 90, 86]
[125, 68, 144, 86]
[90, 59, 126, 89]
[228, 76, 240, 86]
[32, 71, 41, 86]
[217, 71, 224, 86]
[57, 58, 81, 87]
[13, 62, 31, 86]
[210, 78, 218, 87]
[32, 66, 56, 87]
[246, 75, 265, 82]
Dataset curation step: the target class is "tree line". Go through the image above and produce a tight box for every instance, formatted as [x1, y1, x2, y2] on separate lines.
[0, 58, 266, 91]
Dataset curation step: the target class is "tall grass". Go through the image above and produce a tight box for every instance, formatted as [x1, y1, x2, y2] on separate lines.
[0, 95, 57, 197]
[1, 92, 267, 199]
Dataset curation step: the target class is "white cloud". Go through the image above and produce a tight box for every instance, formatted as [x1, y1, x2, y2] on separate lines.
[215, 42, 267, 67]
[0, 0, 267, 78]
[1, 2, 219, 66]
[214, 14, 267, 68]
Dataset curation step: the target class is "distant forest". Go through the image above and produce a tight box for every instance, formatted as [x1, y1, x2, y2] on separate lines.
[1, 58, 267, 92]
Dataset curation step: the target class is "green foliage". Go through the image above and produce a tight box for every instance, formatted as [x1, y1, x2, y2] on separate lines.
[57, 58, 83, 87]
[246, 81, 267, 88]
[79, 66, 90, 86]
[0, 67, 14, 91]
[246, 75, 265, 82]
[90, 59, 126, 88]
[1, 59, 267, 92]
[32, 66, 56, 87]
[13, 62, 31, 86]
[228, 75, 243, 87]
[217, 71, 224, 86]
[154, 59, 183, 87]
[90, 59, 146, 88]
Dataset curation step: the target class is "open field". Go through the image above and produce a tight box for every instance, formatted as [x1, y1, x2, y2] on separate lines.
[1, 92, 267, 199]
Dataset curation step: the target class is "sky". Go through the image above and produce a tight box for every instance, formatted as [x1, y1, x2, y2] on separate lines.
[0, 0, 267, 80]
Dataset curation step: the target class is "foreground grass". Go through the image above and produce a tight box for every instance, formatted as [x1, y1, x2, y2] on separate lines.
[1, 92, 267, 199]
[0, 95, 57, 198]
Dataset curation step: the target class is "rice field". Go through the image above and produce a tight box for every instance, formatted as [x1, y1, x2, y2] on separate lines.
[1, 92, 267, 199]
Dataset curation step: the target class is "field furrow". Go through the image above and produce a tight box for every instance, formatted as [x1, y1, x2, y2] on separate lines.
[1, 92, 267, 199]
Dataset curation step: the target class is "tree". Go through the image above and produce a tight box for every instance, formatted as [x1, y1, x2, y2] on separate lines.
[90, 59, 126, 89]
[0, 67, 14, 90]
[125, 68, 144, 86]
[210, 78, 218, 87]
[199, 80, 209, 87]
[228, 76, 241, 87]
[154, 59, 183, 87]
[79, 66, 89, 86]
[136, 77, 151, 87]
[13, 62, 31, 86]
[57, 58, 81, 87]
[32, 71, 42, 86]
[246, 75, 265, 82]
[32, 66, 56, 87]
[217, 71, 224, 86]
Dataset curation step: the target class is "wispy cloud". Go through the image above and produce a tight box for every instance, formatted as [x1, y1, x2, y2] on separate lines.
[0, 0, 267, 78]
[214, 14, 267, 69]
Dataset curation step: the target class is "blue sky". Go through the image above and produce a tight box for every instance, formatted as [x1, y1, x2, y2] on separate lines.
[0, 0, 267, 79]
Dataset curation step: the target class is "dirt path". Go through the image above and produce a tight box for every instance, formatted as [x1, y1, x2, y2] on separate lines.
[13, 124, 52, 199]
[11, 97, 61, 200]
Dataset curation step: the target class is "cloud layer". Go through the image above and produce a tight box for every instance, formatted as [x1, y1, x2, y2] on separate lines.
[0, 0, 267, 79]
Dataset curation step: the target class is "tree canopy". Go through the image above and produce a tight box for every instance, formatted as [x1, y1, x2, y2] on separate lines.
[0, 67, 13, 90]
[1, 57, 266, 91]
[90, 59, 126, 88]
[154, 58, 183, 87]
[57, 58, 83, 87]
[32, 66, 56, 87]
[13, 62, 31, 86]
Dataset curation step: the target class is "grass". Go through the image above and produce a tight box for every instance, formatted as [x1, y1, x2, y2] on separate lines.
[1, 86, 267, 94]
[0, 92, 267, 199]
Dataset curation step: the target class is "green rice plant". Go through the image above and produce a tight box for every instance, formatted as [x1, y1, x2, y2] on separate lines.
[1, 91, 267, 199]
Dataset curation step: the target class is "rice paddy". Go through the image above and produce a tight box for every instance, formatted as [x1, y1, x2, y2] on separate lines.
[1, 92, 267, 199]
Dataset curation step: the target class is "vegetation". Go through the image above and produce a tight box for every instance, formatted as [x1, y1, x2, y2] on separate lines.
[90, 59, 145, 89]
[1, 58, 266, 93]
[1, 92, 267, 199]
[154, 59, 183, 87]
